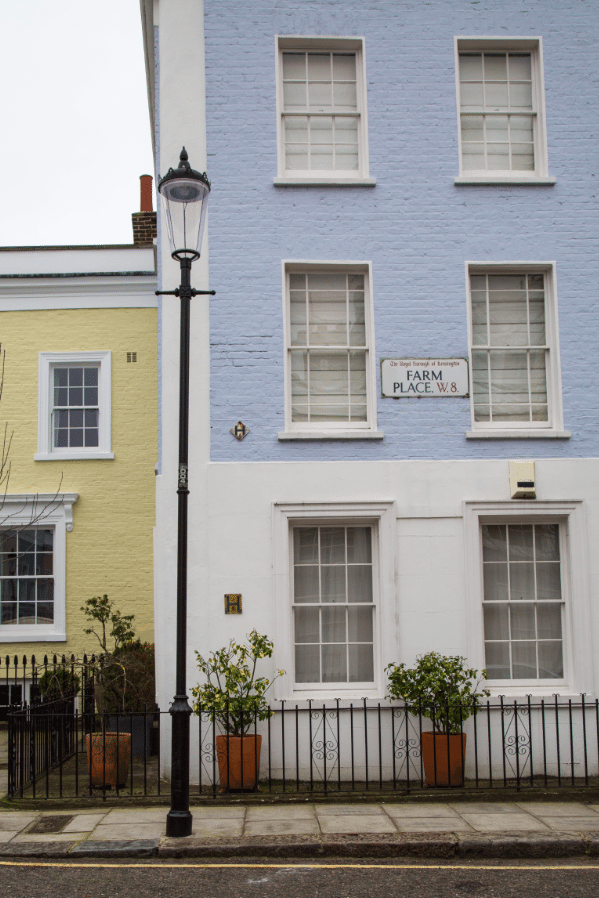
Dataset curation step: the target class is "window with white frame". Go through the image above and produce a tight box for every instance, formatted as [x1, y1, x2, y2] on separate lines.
[455, 39, 551, 182]
[36, 352, 113, 460]
[285, 265, 375, 433]
[468, 268, 563, 433]
[293, 525, 375, 684]
[482, 522, 563, 679]
[273, 502, 396, 698]
[464, 501, 592, 694]
[0, 494, 77, 642]
[277, 38, 370, 181]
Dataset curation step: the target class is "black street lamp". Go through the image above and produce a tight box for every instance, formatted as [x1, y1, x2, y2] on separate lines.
[156, 148, 215, 838]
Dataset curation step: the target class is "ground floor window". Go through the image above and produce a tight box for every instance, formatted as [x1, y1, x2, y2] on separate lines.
[293, 525, 374, 684]
[0, 528, 54, 626]
[482, 522, 563, 679]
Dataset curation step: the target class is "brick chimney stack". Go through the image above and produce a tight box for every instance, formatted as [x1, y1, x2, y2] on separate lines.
[132, 174, 157, 245]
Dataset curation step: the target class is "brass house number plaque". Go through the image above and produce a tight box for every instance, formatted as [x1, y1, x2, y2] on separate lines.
[224, 594, 242, 614]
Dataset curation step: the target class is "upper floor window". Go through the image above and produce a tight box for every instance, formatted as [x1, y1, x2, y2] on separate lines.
[467, 265, 565, 437]
[36, 351, 113, 461]
[276, 38, 372, 184]
[282, 263, 378, 438]
[455, 39, 553, 184]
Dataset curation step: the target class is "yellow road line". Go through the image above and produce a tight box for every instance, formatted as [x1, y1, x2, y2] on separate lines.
[0, 861, 598, 870]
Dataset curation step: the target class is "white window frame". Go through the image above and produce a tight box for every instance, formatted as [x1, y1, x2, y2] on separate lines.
[0, 493, 78, 643]
[273, 501, 396, 700]
[465, 262, 568, 439]
[36, 351, 113, 461]
[279, 261, 381, 440]
[464, 500, 591, 696]
[454, 37, 555, 185]
[274, 36, 375, 187]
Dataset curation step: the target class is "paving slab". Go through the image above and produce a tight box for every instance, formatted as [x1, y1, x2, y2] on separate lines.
[537, 816, 599, 832]
[190, 819, 244, 838]
[393, 818, 474, 833]
[244, 819, 320, 837]
[448, 802, 522, 814]
[245, 805, 315, 820]
[314, 803, 387, 816]
[0, 815, 38, 831]
[0, 831, 20, 842]
[383, 803, 461, 818]
[518, 802, 599, 817]
[63, 814, 108, 833]
[190, 805, 246, 818]
[99, 809, 168, 824]
[91, 822, 165, 841]
[318, 815, 397, 834]
[459, 813, 550, 832]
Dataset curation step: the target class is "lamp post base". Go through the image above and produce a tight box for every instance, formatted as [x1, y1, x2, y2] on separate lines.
[166, 809, 193, 838]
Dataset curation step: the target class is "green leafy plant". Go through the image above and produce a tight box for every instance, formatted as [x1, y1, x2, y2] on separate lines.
[191, 630, 285, 736]
[38, 666, 80, 702]
[81, 594, 155, 714]
[386, 651, 490, 735]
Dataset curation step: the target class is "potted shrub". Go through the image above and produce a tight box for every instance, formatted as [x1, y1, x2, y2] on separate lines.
[386, 652, 489, 786]
[192, 630, 284, 791]
[80, 594, 142, 787]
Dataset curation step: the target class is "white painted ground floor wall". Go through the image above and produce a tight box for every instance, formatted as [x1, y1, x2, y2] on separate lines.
[154, 457, 598, 781]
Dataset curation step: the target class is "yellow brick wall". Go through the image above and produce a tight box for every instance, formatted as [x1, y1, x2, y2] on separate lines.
[0, 307, 157, 659]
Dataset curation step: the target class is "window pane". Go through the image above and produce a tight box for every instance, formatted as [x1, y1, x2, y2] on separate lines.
[510, 603, 536, 640]
[537, 604, 562, 640]
[348, 605, 373, 642]
[483, 562, 509, 602]
[295, 607, 320, 643]
[322, 644, 347, 682]
[484, 603, 509, 640]
[295, 528, 319, 563]
[321, 566, 346, 603]
[538, 641, 563, 678]
[512, 641, 538, 678]
[482, 525, 507, 562]
[295, 644, 320, 682]
[509, 525, 534, 560]
[321, 606, 346, 643]
[348, 644, 374, 682]
[510, 562, 535, 601]
[294, 565, 319, 603]
[535, 524, 559, 560]
[485, 641, 511, 679]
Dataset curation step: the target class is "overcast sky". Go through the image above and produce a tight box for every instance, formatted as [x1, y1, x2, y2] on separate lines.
[0, 1, 154, 247]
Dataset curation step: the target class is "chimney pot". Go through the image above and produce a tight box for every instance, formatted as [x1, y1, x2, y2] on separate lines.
[140, 174, 154, 213]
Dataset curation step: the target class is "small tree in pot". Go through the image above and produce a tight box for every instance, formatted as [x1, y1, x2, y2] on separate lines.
[386, 652, 489, 786]
[192, 630, 284, 790]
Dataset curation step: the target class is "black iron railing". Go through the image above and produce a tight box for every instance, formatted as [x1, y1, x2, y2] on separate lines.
[4, 653, 599, 800]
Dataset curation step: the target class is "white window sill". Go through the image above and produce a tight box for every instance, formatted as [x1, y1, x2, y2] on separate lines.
[0, 631, 66, 643]
[274, 177, 376, 187]
[35, 451, 115, 461]
[466, 430, 571, 440]
[455, 175, 556, 186]
[278, 431, 384, 441]
[288, 689, 383, 702]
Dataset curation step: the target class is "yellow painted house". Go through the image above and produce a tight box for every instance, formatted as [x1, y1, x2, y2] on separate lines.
[0, 189, 157, 703]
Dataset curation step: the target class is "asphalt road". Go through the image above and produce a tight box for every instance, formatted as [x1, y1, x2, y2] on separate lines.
[0, 859, 599, 898]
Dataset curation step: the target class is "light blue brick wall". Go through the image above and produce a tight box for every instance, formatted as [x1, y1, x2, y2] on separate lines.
[204, 0, 599, 462]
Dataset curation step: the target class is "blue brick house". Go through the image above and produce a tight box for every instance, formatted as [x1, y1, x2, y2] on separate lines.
[141, 0, 599, 780]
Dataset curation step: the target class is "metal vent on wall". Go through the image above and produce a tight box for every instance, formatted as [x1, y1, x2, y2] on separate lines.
[126, 352, 137, 363]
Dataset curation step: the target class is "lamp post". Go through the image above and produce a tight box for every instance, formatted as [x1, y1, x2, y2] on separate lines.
[156, 148, 215, 838]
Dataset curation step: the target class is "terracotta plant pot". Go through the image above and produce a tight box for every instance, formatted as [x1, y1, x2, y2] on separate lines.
[86, 732, 131, 789]
[421, 732, 466, 787]
[216, 734, 262, 791]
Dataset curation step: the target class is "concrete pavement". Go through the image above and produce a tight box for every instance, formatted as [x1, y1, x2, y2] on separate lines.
[0, 801, 598, 858]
